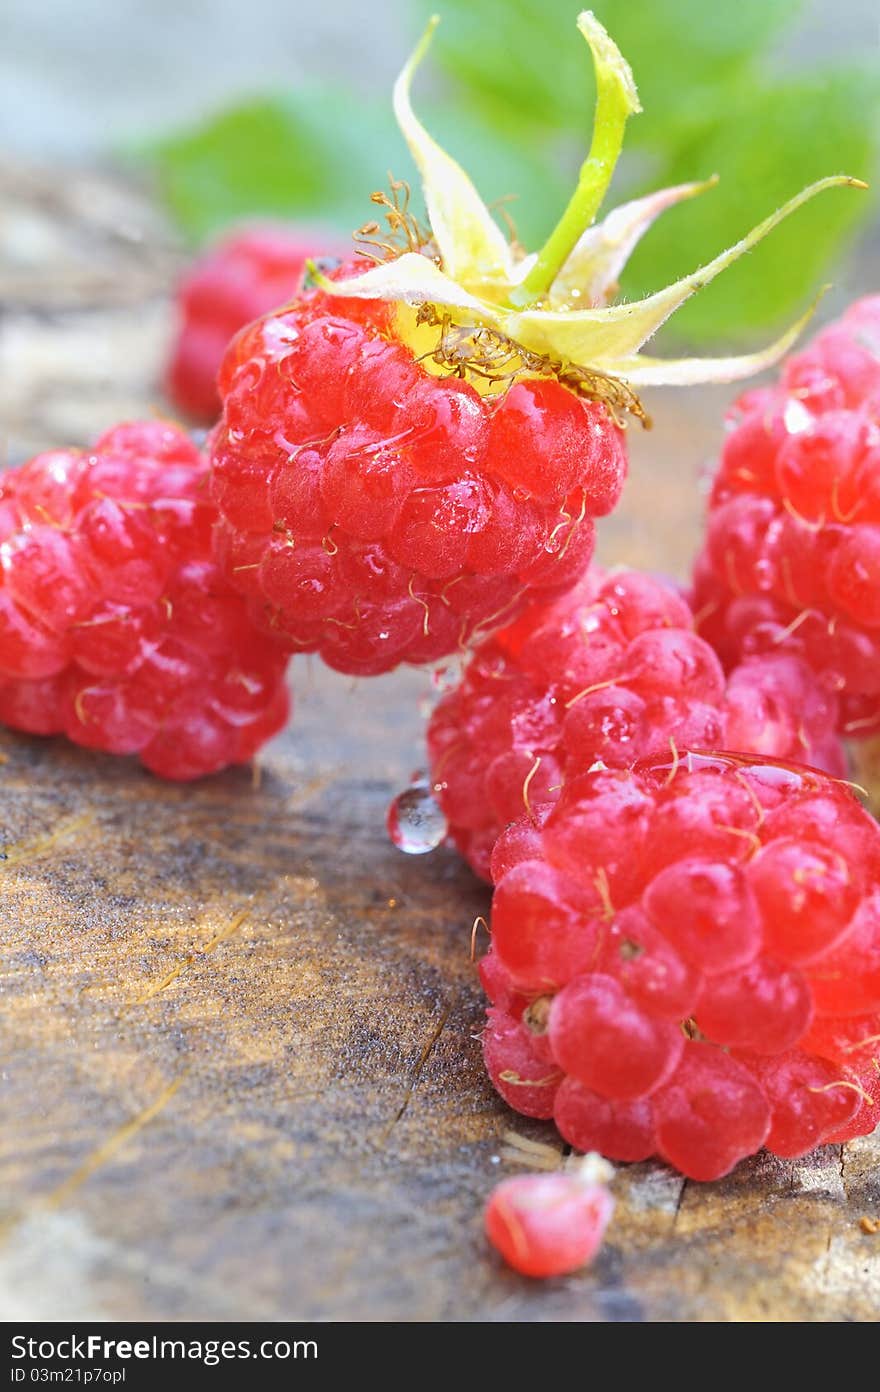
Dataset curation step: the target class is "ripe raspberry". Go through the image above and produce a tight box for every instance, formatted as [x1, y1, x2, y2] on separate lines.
[692, 296, 880, 738]
[209, 268, 619, 674]
[209, 16, 856, 676]
[484, 1154, 614, 1279]
[0, 422, 290, 779]
[481, 753, 879, 1180]
[166, 225, 344, 424]
[425, 567, 844, 880]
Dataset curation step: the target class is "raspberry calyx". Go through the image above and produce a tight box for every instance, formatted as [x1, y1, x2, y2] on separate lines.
[317, 11, 865, 412]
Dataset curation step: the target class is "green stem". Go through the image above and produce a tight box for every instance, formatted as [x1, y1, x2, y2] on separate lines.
[510, 12, 640, 309]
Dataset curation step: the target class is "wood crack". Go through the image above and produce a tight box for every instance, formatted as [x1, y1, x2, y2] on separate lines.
[671, 1176, 689, 1231]
[383, 1004, 452, 1141]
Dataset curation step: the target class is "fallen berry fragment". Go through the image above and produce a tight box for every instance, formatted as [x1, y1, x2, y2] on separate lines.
[484, 1152, 614, 1278]
[210, 14, 859, 676]
[0, 421, 290, 778]
[692, 295, 880, 740]
[425, 567, 843, 879]
[481, 752, 880, 1180]
[166, 224, 343, 423]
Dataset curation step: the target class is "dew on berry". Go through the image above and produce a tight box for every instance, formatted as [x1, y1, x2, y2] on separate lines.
[693, 295, 880, 745]
[0, 423, 290, 779]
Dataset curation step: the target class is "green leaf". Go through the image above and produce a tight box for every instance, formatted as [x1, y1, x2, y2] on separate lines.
[423, 0, 803, 139]
[620, 70, 879, 341]
[152, 90, 409, 245]
[419, 0, 877, 338]
[149, 83, 570, 254]
[408, 104, 569, 250]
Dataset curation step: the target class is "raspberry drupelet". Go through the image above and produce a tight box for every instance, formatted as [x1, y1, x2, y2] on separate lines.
[426, 567, 844, 880]
[166, 224, 344, 424]
[484, 1153, 614, 1279]
[0, 421, 290, 779]
[209, 14, 859, 676]
[692, 296, 880, 739]
[481, 752, 879, 1180]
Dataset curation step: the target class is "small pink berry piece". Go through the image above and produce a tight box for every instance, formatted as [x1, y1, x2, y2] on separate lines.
[484, 1156, 614, 1279]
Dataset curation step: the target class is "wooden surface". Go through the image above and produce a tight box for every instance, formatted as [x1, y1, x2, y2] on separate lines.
[1, 161, 879, 1323]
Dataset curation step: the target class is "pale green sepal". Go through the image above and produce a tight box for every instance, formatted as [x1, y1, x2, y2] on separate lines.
[576, 11, 641, 118]
[392, 16, 515, 292]
[310, 253, 496, 318]
[550, 178, 718, 307]
[600, 291, 826, 386]
[513, 11, 642, 305]
[508, 176, 864, 363]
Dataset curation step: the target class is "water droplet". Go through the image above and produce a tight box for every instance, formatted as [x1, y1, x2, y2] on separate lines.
[784, 398, 812, 435]
[387, 777, 448, 854]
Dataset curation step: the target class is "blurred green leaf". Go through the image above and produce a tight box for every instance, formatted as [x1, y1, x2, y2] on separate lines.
[621, 70, 878, 340]
[151, 84, 568, 252]
[153, 90, 409, 245]
[148, 0, 878, 343]
[425, 0, 803, 140]
[422, 0, 878, 340]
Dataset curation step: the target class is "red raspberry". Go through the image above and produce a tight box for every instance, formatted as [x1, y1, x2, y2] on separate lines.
[425, 568, 844, 880]
[484, 1154, 614, 1279]
[692, 296, 880, 739]
[166, 225, 344, 423]
[481, 753, 880, 1180]
[208, 273, 620, 675]
[0, 422, 290, 779]
[206, 12, 854, 677]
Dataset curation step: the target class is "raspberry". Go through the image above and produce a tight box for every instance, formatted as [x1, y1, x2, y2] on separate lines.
[480, 753, 880, 1180]
[692, 296, 880, 739]
[210, 276, 617, 675]
[0, 422, 289, 779]
[166, 225, 343, 423]
[484, 1154, 614, 1278]
[209, 15, 856, 676]
[425, 568, 844, 879]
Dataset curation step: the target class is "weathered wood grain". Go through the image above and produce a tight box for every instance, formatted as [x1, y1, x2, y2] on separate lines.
[0, 162, 878, 1322]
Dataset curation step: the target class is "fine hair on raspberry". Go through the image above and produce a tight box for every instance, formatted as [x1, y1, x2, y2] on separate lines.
[166, 224, 347, 424]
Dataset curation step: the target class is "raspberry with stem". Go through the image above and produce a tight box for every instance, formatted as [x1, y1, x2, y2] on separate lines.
[210, 12, 862, 676]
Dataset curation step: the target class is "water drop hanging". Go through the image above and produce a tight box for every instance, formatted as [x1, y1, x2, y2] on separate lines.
[387, 777, 449, 854]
